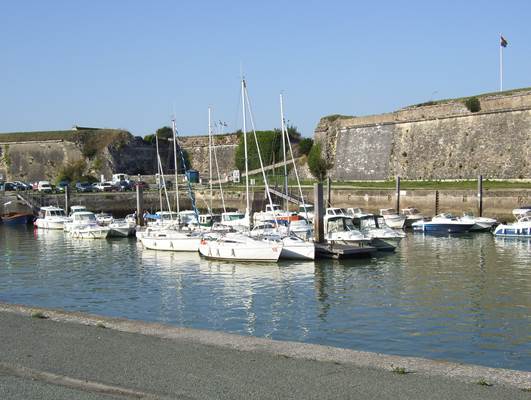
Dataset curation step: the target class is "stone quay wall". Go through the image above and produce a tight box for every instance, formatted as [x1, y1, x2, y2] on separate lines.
[315, 90, 531, 181]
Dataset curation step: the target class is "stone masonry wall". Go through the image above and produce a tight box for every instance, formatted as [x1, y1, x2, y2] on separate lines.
[315, 90, 531, 180]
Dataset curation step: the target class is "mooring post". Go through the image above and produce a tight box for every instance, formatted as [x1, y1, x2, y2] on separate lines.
[477, 175, 483, 217]
[314, 182, 324, 243]
[136, 184, 144, 226]
[64, 185, 70, 215]
[326, 177, 331, 208]
[395, 175, 401, 214]
[434, 190, 439, 215]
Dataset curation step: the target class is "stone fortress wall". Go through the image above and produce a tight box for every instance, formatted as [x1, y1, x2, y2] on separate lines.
[315, 90, 531, 180]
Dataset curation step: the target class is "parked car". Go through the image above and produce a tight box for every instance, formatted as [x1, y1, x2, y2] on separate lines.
[75, 182, 94, 193]
[94, 181, 114, 192]
[13, 181, 31, 190]
[114, 180, 132, 191]
[56, 180, 70, 193]
[132, 181, 149, 190]
[37, 181, 53, 193]
[2, 182, 16, 191]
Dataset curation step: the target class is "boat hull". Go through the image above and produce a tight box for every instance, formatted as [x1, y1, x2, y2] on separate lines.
[109, 226, 135, 237]
[70, 228, 110, 239]
[141, 233, 201, 252]
[1, 213, 34, 225]
[413, 223, 474, 233]
[199, 240, 281, 262]
[493, 225, 531, 238]
[34, 219, 67, 230]
[280, 238, 315, 260]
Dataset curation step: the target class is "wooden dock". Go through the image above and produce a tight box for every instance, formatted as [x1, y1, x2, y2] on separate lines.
[315, 242, 376, 259]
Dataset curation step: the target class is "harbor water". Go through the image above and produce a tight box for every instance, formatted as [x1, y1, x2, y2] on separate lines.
[0, 225, 529, 371]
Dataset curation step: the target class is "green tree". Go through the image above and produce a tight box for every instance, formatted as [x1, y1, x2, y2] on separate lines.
[464, 97, 481, 112]
[234, 130, 283, 171]
[286, 124, 301, 141]
[156, 126, 173, 140]
[298, 138, 314, 156]
[307, 141, 330, 181]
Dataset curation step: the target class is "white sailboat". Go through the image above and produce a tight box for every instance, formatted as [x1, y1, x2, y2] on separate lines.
[198, 79, 283, 262]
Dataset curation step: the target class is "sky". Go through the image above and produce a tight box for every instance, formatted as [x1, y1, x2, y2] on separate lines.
[1, 0, 530, 137]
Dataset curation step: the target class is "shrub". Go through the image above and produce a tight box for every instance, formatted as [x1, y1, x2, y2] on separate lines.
[307, 141, 330, 181]
[464, 97, 481, 112]
[56, 160, 86, 184]
[298, 138, 314, 156]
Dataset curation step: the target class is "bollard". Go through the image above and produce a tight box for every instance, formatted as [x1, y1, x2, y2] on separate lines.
[64, 185, 70, 215]
[477, 175, 483, 217]
[314, 183, 324, 243]
[136, 185, 144, 226]
[395, 176, 401, 214]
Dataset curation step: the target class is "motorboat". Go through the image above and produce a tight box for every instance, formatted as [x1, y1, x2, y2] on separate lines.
[34, 206, 70, 230]
[401, 207, 424, 228]
[68, 205, 87, 217]
[179, 210, 198, 225]
[324, 214, 368, 243]
[68, 211, 110, 239]
[139, 226, 202, 252]
[108, 219, 136, 237]
[352, 214, 406, 240]
[198, 232, 283, 262]
[379, 208, 406, 229]
[512, 206, 531, 220]
[0, 213, 34, 225]
[346, 207, 373, 218]
[460, 212, 498, 232]
[412, 213, 474, 233]
[95, 212, 113, 226]
[289, 218, 313, 241]
[297, 203, 314, 222]
[250, 222, 315, 260]
[253, 204, 299, 224]
[220, 211, 249, 229]
[493, 216, 531, 238]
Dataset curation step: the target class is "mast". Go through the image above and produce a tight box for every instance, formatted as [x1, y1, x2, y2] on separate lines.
[155, 131, 163, 215]
[171, 118, 180, 217]
[242, 78, 250, 217]
[208, 107, 213, 214]
[280, 93, 288, 210]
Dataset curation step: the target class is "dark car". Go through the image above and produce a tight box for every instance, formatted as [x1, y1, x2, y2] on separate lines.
[3, 182, 16, 191]
[13, 181, 31, 191]
[56, 181, 70, 193]
[115, 180, 132, 191]
[75, 182, 94, 193]
[132, 181, 149, 190]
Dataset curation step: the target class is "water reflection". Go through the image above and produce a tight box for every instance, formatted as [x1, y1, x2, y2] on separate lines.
[0, 225, 530, 371]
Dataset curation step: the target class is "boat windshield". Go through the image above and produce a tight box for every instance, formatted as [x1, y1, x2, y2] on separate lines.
[49, 210, 65, 217]
[224, 214, 244, 221]
[299, 205, 314, 213]
[76, 214, 96, 222]
[360, 217, 377, 229]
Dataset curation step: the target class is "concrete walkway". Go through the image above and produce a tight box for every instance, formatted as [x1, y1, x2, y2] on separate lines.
[0, 303, 529, 400]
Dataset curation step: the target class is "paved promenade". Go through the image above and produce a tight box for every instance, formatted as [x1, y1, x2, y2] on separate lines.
[0, 303, 529, 399]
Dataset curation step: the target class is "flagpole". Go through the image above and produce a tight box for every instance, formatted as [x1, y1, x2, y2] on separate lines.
[499, 33, 503, 92]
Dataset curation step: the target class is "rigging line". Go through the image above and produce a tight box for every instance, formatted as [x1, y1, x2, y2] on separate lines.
[174, 127, 200, 224]
[213, 122, 227, 213]
[243, 82, 279, 227]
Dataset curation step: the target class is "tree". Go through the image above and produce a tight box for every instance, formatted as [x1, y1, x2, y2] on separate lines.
[464, 97, 481, 112]
[156, 126, 173, 139]
[298, 138, 314, 156]
[307, 141, 330, 181]
[286, 124, 301, 141]
[234, 130, 283, 171]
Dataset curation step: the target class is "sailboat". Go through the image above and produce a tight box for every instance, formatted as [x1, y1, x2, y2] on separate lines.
[198, 79, 282, 262]
[139, 119, 202, 252]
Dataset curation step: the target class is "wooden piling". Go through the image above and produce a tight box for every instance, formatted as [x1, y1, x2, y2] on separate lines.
[136, 185, 144, 226]
[395, 176, 401, 213]
[326, 177, 331, 208]
[477, 175, 483, 217]
[314, 183, 324, 243]
[434, 190, 439, 215]
[64, 186, 70, 215]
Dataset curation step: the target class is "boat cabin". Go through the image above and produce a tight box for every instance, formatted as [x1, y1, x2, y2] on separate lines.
[326, 207, 347, 217]
[324, 215, 356, 234]
[38, 207, 66, 219]
[69, 205, 87, 216]
[72, 211, 97, 224]
[298, 204, 314, 213]
[221, 212, 245, 222]
[265, 204, 282, 212]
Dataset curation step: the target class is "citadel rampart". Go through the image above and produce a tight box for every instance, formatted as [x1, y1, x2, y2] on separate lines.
[315, 90, 531, 180]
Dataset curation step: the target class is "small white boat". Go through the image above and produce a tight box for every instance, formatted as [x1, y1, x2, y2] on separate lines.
[353, 215, 406, 240]
[69, 212, 110, 239]
[65, 206, 90, 232]
[401, 207, 424, 228]
[95, 212, 114, 226]
[460, 212, 498, 232]
[140, 227, 201, 252]
[289, 218, 313, 241]
[34, 206, 70, 230]
[199, 232, 282, 262]
[493, 216, 531, 238]
[220, 211, 249, 229]
[379, 209, 406, 229]
[297, 203, 314, 222]
[250, 222, 315, 260]
[412, 213, 474, 234]
[324, 214, 368, 243]
[108, 219, 136, 237]
[512, 206, 531, 220]
[253, 204, 299, 224]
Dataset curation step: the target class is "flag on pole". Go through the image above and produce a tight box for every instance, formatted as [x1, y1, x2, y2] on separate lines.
[500, 35, 508, 47]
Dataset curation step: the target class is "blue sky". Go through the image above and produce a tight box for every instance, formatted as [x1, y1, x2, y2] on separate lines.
[0, 1, 529, 137]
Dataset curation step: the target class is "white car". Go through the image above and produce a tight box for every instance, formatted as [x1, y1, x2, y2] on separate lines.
[37, 181, 53, 193]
